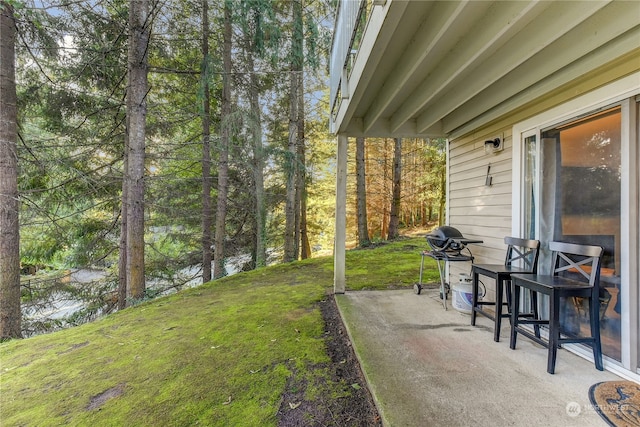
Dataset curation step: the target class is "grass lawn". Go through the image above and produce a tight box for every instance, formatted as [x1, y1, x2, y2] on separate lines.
[0, 234, 439, 426]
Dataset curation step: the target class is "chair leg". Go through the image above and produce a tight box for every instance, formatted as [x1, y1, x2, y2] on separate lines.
[589, 297, 604, 371]
[510, 283, 520, 350]
[505, 280, 512, 317]
[531, 291, 540, 338]
[494, 278, 503, 342]
[471, 271, 479, 326]
[547, 292, 560, 374]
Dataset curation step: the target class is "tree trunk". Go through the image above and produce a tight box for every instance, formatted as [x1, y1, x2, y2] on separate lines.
[387, 137, 402, 239]
[214, 1, 232, 278]
[381, 138, 389, 239]
[297, 69, 311, 259]
[365, 142, 373, 239]
[201, 0, 212, 283]
[125, 0, 150, 302]
[0, 2, 21, 339]
[283, 0, 303, 262]
[355, 137, 370, 247]
[246, 43, 266, 268]
[118, 120, 129, 309]
[438, 161, 446, 226]
[283, 66, 298, 262]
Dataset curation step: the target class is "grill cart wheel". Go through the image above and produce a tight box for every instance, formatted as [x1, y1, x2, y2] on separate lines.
[414, 283, 422, 295]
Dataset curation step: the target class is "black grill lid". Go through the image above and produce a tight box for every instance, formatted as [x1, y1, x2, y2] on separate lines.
[426, 226, 465, 251]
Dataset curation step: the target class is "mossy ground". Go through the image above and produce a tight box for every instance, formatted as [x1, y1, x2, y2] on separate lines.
[0, 232, 439, 426]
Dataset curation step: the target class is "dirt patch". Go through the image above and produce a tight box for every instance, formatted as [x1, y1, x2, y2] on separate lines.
[86, 383, 126, 410]
[277, 295, 382, 426]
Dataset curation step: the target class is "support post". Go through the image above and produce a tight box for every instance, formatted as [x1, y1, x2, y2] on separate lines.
[334, 134, 348, 294]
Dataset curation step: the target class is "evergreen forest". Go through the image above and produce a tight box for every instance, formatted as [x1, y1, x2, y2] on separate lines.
[0, 0, 445, 339]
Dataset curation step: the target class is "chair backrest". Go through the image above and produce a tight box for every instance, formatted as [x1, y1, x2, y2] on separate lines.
[549, 241, 604, 289]
[504, 237, 540, 272]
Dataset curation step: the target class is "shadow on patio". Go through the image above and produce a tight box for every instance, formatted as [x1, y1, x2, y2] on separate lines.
[336, 288, 623, 427]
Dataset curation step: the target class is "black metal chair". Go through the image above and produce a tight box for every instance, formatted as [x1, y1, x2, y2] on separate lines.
[510, 241, 604, 374]
[471, 237, 540, 342]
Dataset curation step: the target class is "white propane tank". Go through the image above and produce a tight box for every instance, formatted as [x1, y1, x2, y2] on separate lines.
[452, 273, 473, 314]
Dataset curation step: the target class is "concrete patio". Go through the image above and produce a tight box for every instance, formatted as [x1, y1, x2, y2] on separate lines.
[336, 288, 624, 427]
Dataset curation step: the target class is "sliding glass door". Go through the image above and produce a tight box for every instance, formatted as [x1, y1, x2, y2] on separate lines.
[521, 105, 628, 362]
[540, 107, 622, 361]
[516, 78, 639, 376]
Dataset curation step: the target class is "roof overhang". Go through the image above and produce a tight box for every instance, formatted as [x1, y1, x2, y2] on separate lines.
[330, 0, 640, 139]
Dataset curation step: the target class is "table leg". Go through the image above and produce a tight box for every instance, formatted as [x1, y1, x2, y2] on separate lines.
[547, 291, 560, 374]
[510, 282, 520, 349]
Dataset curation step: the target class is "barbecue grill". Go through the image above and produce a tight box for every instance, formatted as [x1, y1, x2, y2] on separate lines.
[415, 226, 483, 309]
[426, 226, 469, 254]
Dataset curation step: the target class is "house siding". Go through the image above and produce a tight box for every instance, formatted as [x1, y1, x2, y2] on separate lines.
[447, 129, 513, 300]
[446, 55, 640, 300]
[449, 130, 513, 258]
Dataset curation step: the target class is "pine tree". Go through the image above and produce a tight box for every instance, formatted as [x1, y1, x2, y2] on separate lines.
[214, 0, 232, 279]
[125, 0, 151, 301]
[0, 1, 21, 339]
[355, 137, 370, 247]
[201, 0, 213, 283]
[387, 138, 402, 239]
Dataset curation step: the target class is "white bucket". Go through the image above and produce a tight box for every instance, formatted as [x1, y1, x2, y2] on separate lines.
[452, 274, 473, 314]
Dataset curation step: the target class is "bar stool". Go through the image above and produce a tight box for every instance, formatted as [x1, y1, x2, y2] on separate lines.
[471, 237, 540, 342]
[510, 241, 604, 374]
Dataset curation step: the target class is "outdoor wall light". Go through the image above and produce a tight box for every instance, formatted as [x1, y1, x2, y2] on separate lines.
[485, 138, 501, 149]
[484, 136, 503, 154]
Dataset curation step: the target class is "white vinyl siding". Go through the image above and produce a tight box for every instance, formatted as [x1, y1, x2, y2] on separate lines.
[446, 130, 513, 301]
[448, 130, 513, 261]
